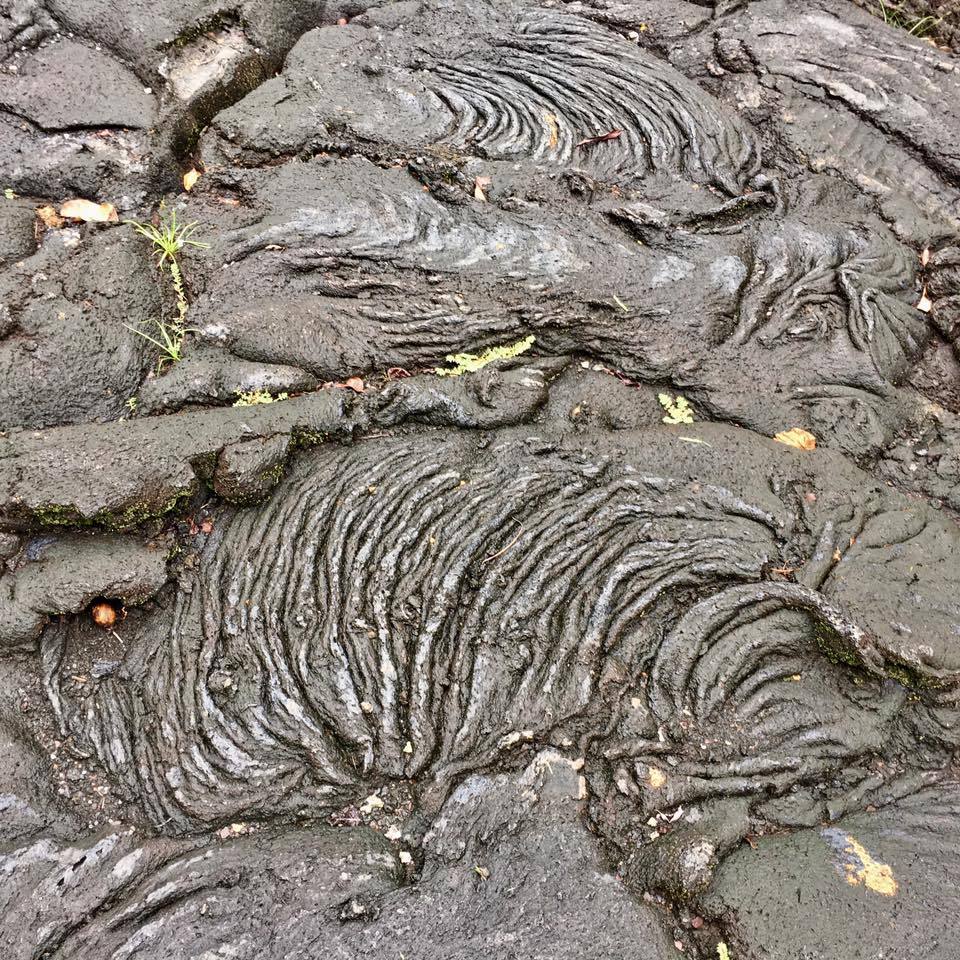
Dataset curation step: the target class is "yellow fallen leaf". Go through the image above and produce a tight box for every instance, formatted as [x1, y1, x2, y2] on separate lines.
[473, 175, 491, 202]
[544, 111, 559, 149]
[774, 428, 816, 451]
[183, 168, 201, 191]
[59, 198, 118, 223]
[36, 205, 64, 229]
[648, 766, 667, 789]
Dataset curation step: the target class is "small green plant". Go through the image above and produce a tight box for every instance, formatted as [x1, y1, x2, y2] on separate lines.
[906, 14, 939, 35]
[717, 944, 731, 960]
[126, 396, 138, 412]
[127, 205, 209, 268]
[125, 204, 209, 371]
[130, 317, 188, 368]
[658, 393, 695, 425]
[877, 0, 940, 36]
[233, 390, 288, 407]
[3, 188, 15, 200]
[435, 335, 535, 376]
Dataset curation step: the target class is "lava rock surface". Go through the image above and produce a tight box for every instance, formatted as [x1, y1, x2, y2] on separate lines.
[2, 1, 960, 958]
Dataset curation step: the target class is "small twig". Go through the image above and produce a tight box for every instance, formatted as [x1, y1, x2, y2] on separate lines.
[576, 128, 622, 149]
[482, 523, 525, 564]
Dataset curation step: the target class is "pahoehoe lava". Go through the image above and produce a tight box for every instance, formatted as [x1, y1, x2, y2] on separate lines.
[2, 0, 960, 958]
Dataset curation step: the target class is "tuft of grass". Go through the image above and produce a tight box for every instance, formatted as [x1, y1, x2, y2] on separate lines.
[435, 335, 535, 376]
[877, 1, 940, 36]
[127, 205, 209, 267]
[125, 204, 209, 372]
[233, 389, 288, 407]
[128, 318, 187, 367]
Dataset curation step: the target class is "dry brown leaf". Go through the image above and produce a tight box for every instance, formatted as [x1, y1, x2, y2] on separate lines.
[183, 168, 201, 192]
[920, 247, 931, 266]
[343, 376, 365, 393]
[774, 428, 817, 451]
[60, 198, 118, 223]
[917, 288, 932, 313]
[36, 205, 64, 229]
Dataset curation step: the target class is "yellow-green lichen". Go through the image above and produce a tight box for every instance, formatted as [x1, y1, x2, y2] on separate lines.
[234, 390, 288, 407]
[435, 335, 535, 376]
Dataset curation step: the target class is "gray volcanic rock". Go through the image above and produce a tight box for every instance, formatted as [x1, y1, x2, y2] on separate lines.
[0, 390, 355, 528]
[0, 532, 167, 648]
[0, 228, 157, 432]
[37, 427, 960, 831]
[702, 784, 960, 959]
[0, 754, 678, 959]
[0, 39, 156, 130]
[0, 824, 398, 959]
[202, 0, 761, 191]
